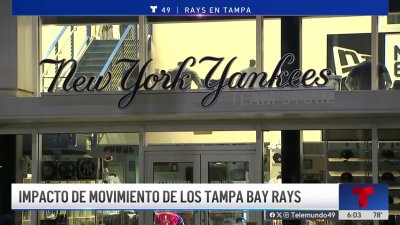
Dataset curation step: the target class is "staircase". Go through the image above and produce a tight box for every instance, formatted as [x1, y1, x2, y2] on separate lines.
[42, 25, 139, 92]
[75, 40, 119, 78]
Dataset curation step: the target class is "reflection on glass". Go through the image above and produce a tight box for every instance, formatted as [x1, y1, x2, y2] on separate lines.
[153, 162, 194, 225]
[208, 162, 249, 225]
[321, 129, 374, 225]
[154, 212, 189, 225]
[154, 162, 194, 184]
[39, 133, 140, 225]
[208, 162, 249, 184]
[324, 130, 372, 184]
[97, 211, 138, 225]
[270, 130, 374, 225]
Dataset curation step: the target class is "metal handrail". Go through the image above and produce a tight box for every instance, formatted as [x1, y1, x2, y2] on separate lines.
[43, 36, 93, 90]
[41, 26, 92, 92]
[75, 36, 93, 59]
[42, 26, 75, 77]
[43, 26, 68, 59]
[98, 25, 134, 77]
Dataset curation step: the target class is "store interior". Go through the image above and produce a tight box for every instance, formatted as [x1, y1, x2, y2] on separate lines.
[5, 129, 397, 225]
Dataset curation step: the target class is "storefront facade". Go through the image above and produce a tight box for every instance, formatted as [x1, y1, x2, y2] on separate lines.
[1, 0, 400, 224]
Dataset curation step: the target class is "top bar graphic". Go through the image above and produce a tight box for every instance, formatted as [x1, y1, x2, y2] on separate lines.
[12, 0, 388, 16]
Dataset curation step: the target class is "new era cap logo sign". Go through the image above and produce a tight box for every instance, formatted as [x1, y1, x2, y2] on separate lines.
[352, 186, 374, 208]
[333, 46, 371, 76]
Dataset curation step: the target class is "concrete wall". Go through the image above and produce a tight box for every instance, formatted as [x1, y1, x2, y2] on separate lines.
[0, 0, 38, 97]
[0, 0, 18, 96]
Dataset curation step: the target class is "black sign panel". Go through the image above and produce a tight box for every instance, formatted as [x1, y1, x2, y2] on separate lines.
[326, 33, 386, 90]
[42, 159, 102, 181]
[41, 161, 57, 181]
[78, 158, 103, 180]
[57, 161, 77, 180]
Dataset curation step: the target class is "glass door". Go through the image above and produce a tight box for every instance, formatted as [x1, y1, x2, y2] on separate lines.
[145, 151, 256, 225]
[201, 154, 256, 225]
[146, 154, 201, 225]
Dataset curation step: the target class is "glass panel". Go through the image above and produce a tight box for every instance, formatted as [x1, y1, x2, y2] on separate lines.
[263, 131, 282, 225]
[324, 130, 372, 184]
[305, 129, 372, 225]
[149, 20, 256, 89]
[153, 162, 195, 225]
[146, 130, 257, 224]
[303, 131, 326, 184]
[302, 17, 375, 91]
[21, 135, 33, 225]
[39, 132, 140, 225]
[154, 162, 194, 184]
[40, 23, 139, 93]
[378, 129, 400, 224]
[208, 161, 249, 225]
[264, 130, 372, 225]
[379, 15, 400, 91]
[208, 162, 249, 184]
[263, 18, 281, 89]
[263, 131, 282, 184]
[146, 131, 256, 145]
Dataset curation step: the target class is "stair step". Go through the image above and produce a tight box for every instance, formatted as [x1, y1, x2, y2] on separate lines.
[81, 52, 111, 60]
[72, 39, 139, 77]
[86, 46, 116, 53]
[77, 64, 105, 67]
[91, 40, 119, 47]
[79, 59, 108, 66]
[84, 52, 114, 55]
[76, 65, 104, 73]
[74, 72, 100, 77]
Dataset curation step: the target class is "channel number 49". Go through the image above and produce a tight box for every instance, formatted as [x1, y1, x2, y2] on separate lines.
[161, 7, 171, 13]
